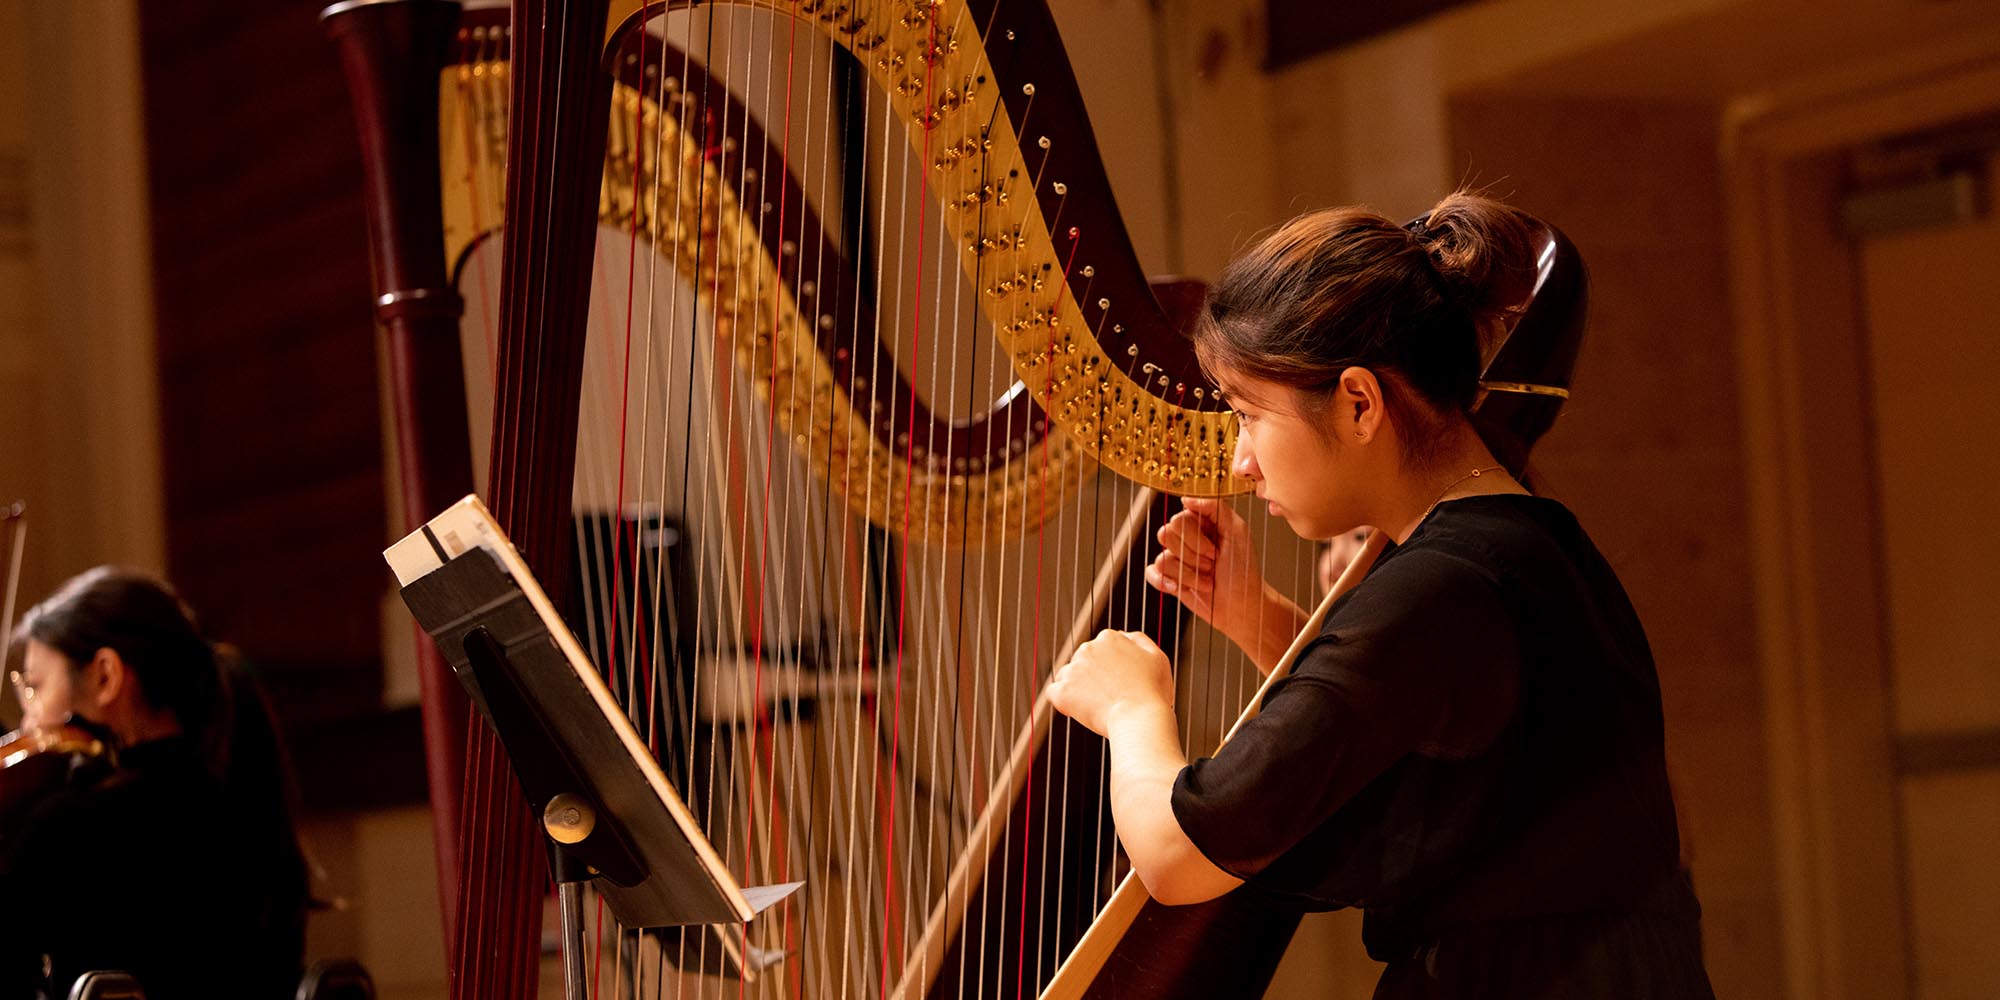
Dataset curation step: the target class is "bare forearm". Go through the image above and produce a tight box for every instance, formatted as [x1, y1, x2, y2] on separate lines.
[1102, 703, 1242, 905]
[1231, 585, 1309, 675]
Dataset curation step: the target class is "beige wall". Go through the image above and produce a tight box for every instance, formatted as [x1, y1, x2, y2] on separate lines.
[0, 0, 165, 645]
[1860, 194, 2000, 738]
[1049, 0, 1281, 278]
[0, 4, 36, 640]
[1859, 160, 2000, 1000]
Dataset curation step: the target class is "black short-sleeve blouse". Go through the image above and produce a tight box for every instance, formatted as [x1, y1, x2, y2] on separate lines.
[1171, 495, 1713, 997]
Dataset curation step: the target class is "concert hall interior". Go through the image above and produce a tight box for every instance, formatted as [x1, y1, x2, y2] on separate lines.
[3, 0, 1999, 997]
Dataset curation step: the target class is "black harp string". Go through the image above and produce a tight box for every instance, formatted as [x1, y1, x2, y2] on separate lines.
[696, 6, 741, 928]
[663, 8, 709, 988]
[536, 5, 578, 989]
[580, 38, 624, 985]
[769, 8, 828, 995]
[788, 19, 844, 996]
[998, 12, 1057, 990]
[831, 7, 884, 993]
[763, 4, 807, 927]
[916, 2, 988, 988]
[1035, 200, 1084, 991]
[909, 7, 962, 927]
[764, 1, 860, 984]
[449, 23, 481, 1000]
[723, 4, 764, 983]
[876, 0, 917, 974]
[766, 3, 828, 983]
[610, 17, 654, 993]
[774, 26, 819, 993]
[636, 3, 672, 770]
[720, 5, 765, 984]
[688, 6, 725, 988]
[711, 4, 759, 978]
[855, 1, 896, 987]
[737, 0, 778, 938]
[618, 6, 683, 986]
[591, 22, 638, 790]
[968, 5, 1017, 981]
[958, 1, 1019, 986]
[895, 0, 964, 976]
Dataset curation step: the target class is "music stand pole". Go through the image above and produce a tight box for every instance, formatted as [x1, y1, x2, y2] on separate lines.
[548, 833, 591, 1000]
[539, 798, 598, 1000]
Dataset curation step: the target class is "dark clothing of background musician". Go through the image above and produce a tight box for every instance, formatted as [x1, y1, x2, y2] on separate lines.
[1173, 495, 1715, 998]
[0, 735, 307, 1000]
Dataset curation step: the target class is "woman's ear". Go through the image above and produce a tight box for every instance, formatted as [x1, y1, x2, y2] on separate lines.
[86, 647, 129, 710]
[1338, 366, 1387, 442]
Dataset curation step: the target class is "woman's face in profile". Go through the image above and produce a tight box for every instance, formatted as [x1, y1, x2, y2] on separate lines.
[1223, 373, 1360, 541]
[12, 641, 77, 732]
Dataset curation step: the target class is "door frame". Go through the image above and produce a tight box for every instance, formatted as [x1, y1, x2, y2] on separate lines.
[1724, 29, 2000, 1000]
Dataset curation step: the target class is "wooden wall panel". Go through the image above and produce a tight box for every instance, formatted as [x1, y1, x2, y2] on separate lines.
[137, 1, 386, 732]
[1263, 0, 1478, 70]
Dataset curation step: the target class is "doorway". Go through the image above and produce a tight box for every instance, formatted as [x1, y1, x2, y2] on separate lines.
[1729, 47, 2000, 1000]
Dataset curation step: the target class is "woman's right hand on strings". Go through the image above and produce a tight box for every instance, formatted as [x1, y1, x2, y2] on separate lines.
[1145, 498, 1267, 642]
[1146, 498, 1310, 673]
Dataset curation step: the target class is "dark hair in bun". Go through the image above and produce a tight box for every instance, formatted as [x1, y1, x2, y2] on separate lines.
[1195, 190, 1540, 467]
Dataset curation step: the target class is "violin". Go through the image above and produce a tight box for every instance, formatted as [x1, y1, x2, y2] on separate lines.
[0, 720, 116, 827]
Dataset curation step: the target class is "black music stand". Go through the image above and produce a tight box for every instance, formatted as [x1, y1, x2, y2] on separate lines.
[385, 496, 799, 997]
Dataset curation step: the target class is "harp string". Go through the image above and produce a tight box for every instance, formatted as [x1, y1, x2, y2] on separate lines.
[883, 2, 919, 974]
[814, 48, 848, 990]
[955, 0, 1004, 986]
[881, 0, 944, 981]
[666, 15, 710, 988]
[772, 8, 824, 996]
[836, 9, 881, 990]
[932, 0, 989, 977]
[749, 2, 810, 985]
[445, 24, 479, 1000]
[797, 15, 850, 997]
[713, 4, 754, 970]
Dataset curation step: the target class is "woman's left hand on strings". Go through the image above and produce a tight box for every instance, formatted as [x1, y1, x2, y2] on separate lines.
[1048, 629, 1175, 737]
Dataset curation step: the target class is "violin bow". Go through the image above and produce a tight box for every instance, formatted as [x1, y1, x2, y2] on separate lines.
[1, 501, 24, 654]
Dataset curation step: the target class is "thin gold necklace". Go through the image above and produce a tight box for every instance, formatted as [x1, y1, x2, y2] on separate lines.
[1420, 465, 1505, 521]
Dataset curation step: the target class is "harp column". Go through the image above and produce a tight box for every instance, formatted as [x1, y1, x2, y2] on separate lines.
[321, 0, 478, 949]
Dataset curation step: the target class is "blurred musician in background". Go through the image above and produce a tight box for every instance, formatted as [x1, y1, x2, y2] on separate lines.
[1319, 526, 1375, 596]
[1, 567, 308, 1000]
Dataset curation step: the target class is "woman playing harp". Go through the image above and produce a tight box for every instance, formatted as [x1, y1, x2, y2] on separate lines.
[1049, 192, 1718, 998]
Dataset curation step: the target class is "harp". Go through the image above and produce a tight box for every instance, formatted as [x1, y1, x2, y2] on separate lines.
[323, 1, 1586, 997]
